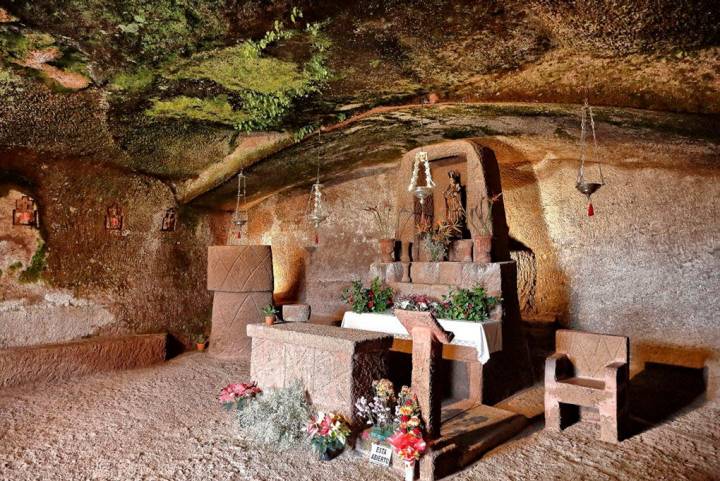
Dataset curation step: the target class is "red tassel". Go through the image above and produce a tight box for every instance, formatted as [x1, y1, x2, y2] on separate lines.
[587, 202, 594, 217]
[315, 231, 319, 245]
[237, 231, 242, 239]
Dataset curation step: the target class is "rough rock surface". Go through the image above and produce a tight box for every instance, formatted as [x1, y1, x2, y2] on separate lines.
[0, 354, 717, 481]
[0, 334, 166, 388]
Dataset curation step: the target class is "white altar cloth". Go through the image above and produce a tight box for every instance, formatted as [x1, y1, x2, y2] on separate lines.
[341, 311, 502, 364]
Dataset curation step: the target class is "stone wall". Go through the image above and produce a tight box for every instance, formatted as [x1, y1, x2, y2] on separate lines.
[1, 153, 226, 349]
[243, 133, 720, 379]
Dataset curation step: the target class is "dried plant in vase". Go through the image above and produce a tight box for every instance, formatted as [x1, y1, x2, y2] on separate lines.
[364, 204, 396, 263]
[417, 220, 461, 262]
[467, 193, 502, 263]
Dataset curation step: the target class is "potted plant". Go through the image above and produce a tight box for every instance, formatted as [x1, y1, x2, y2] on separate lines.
[417, 220, 460, 262]
[364, 204, 396, 263]
[355, 379, 397, 444]
[341, 277, 393, 313]
[467, 193, 501, 264]
[261, 304, 278, 325]
[433, 285, 500, 322]
[195, 333, 208, 351]
[306, 412, 351, 461]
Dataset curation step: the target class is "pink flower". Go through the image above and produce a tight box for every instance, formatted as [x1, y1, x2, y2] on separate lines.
[218, 382, 261, 405]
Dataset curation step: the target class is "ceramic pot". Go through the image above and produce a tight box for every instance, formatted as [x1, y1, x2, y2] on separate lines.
[473, 235, 492, 263]
[196, 342, 206, 351]
[264, 315, 275, 326]
[378, 238, 395, 263]
[404, 460, 416, 481]
[450, 239, 473, 262]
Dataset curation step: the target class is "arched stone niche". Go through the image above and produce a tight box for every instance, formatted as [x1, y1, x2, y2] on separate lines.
[395, 139, 510, 262]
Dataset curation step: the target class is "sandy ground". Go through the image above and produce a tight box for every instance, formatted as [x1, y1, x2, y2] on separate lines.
[0, 353, 718, 481]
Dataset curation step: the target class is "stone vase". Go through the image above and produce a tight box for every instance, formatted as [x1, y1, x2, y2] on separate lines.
[473, 235, 492, 264]
[449, 239, 473, 262]
[379, 238, 396, 263]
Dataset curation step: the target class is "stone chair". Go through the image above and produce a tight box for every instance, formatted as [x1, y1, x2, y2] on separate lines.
[544, 329, 629, 443]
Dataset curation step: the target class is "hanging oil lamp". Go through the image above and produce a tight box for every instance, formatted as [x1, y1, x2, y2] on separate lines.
[575, 98, 605, 216]
[408, 150, 435, 205]
[231, 170, 249, 239]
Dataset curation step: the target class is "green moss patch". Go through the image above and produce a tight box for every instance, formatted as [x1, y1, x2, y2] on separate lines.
[19, 240, 47, 284]
[146, 95, 246, 126]
[111, 67, 155, 92]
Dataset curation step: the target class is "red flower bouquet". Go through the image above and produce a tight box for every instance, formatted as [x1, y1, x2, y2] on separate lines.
[218, 381, 262, 410]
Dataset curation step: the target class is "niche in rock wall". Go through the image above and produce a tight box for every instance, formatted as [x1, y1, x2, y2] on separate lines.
[0, 182, 45, 286]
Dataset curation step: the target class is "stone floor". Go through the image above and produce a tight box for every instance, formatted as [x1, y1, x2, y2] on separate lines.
[0, 353, 718, 481]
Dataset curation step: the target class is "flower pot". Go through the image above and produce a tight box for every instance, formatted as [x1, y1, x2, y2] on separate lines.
[449, 239, 473, 262]
[378, 238, 396, 263]
[404, 460, 416, 481]
[196, 342, 206, 351]
[264, 315, 275, 326]
[319, 447, 341, 461]
[473, 235, 492, 263]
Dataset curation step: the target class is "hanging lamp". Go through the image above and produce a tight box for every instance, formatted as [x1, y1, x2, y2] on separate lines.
[307, 133, 328, 244]
[231, 170, 248, 238]
[575, 98, 605, 216]
[408, 149, 435, 205]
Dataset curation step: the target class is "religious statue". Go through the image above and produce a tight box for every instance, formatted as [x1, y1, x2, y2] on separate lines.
[161, 208, 177, 232]
[443, 170, 466, 235]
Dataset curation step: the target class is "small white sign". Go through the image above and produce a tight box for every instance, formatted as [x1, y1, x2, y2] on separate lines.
[369, 443, 392, 467]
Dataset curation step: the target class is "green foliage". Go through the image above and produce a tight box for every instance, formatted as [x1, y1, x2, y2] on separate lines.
[238, 382, 311, 450]
[261, 304, 278, 316]
[342, 277, 394, 313]
[0, 66, 19, 93]
[111, 67, 154, 92]
[151, 10, 331, 132]
[94, 0, 226, 64]
[146, 95, 247, 126]
[18, 240, 47, 284]
[434, 285, 500, 322]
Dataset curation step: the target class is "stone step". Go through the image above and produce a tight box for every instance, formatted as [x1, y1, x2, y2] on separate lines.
[0, 334, 167, 388]
[424, 401, 528, 479]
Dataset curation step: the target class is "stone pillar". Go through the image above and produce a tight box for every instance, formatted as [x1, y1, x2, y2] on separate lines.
[207, 245, 273, 360]
[395, 309, 454, 441]
[411, 327, 444, 439]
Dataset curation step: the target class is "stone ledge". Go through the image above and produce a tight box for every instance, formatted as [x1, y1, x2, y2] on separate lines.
[247, 323, 393, 353]
[0, 334, 167, 388]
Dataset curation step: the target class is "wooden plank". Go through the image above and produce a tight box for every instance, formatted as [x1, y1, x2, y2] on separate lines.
[391, 338, 478, 362]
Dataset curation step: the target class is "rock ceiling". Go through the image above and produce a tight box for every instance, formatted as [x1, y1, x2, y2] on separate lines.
[0, 0, 718, 208]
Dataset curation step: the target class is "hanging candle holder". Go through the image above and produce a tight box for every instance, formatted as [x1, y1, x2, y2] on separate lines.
[408, 150, 435, 205]
[231, 170, 249, 239]
[307, 180, 328, 245]
[575, 98, 605, 216]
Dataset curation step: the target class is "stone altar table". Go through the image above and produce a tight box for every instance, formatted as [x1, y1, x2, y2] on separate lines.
[247, 323, 393, 420]
[341, 311, 502, 363]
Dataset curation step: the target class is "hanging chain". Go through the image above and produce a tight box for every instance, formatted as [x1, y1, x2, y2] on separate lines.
[588, 104, 605, 185]
[577, 99, 588, 184]
[233, 170, 246, 219]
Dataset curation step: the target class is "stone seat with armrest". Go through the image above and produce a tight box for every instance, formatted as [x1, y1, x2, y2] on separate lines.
[544, 329, 630, 443]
